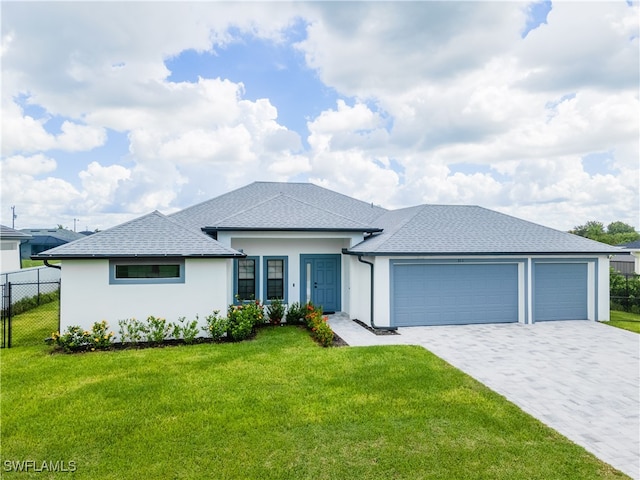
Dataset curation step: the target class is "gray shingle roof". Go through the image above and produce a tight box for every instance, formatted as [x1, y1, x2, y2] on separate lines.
[32, 211, 242, 259]
[618, 240, 640, 249]
[347, 205, 623, 255]
[20, 228, 84, 242]
[208, 193, 382, 232]
[0, 225, 31, 240]
[170, 181, 387, 231]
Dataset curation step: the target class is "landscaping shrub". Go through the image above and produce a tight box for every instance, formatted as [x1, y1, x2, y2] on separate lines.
[117, 318, 146, 345]
[227, 300, 264, 341]
[52, 321, 114, 352]
[9, 289, 59, 316]
[267, 298, 285, 325]
[284, 301, 305, 325]
[145, 315, 171, 344]
[174, 316, 200, 344]
[303, 302, 334, 347]
[203, 310, 228, 341]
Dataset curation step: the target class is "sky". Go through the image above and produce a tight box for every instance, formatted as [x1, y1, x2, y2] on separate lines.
[1, 1, 638, 233]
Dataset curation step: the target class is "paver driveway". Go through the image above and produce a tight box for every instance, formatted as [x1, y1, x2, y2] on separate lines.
[328, 316, 640, 479]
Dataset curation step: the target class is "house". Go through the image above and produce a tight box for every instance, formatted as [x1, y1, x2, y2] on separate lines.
[612, 240, 640, 275]
[0, 225, 32, 272]
[33, 182, 621, 333]
[19, 228, 86, 259]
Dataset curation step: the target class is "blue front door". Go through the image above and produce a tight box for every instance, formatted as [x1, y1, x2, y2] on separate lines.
[300, 254, 341, 313]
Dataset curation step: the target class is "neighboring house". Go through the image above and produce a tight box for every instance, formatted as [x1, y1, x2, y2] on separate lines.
[0, 225, 32, 272]
[20, 228, 86, 259]
[33, 182, 622, 333]
[612, 240, 640, 275]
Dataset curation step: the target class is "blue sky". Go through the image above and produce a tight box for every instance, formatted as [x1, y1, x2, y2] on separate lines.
[1, 1, 638, 232]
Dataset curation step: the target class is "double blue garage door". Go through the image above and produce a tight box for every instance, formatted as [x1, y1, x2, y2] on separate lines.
[391, 262, 588, 326]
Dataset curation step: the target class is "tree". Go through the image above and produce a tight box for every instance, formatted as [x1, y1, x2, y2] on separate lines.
[570, 220, 640, 245]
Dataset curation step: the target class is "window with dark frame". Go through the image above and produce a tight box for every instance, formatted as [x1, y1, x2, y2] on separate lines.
[266, 258, 284, 300]
[237, 258, 256, 300]
[115, 264, 180, 279]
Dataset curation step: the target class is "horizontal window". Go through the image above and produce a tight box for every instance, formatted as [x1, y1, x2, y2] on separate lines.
[110, 260, 185, 285]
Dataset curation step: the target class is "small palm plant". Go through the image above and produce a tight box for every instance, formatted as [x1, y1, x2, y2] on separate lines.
[267, 298, 286, 325]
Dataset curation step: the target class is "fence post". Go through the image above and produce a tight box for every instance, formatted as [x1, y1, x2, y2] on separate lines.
[1, 283, 5, 348]
[7, 282, 12, 348]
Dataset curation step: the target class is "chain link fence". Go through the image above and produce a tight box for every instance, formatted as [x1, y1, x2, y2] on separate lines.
[1, 281, 60, 348]
[610, 272, 640, 314]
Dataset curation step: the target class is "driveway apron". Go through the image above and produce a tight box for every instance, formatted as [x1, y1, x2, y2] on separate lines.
[328, 315, 640, 479]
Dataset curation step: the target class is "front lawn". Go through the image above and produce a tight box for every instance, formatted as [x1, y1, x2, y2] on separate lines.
[0, 328, 627, 479]
[606, 310, 640, 333]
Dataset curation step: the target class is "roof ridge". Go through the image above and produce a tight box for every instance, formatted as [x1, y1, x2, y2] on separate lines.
[278, 193, 381, 228]
[209, 193, 284, 226]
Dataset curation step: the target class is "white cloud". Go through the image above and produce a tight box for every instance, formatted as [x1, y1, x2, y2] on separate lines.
[0, 2, 637, 232]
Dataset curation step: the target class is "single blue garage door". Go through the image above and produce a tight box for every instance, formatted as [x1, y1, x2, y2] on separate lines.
[391, 263, 518, 326]
[534, 263, 588, 321]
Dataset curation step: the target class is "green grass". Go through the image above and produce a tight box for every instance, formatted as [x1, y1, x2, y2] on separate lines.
[605, 310, 640, 333]
[0, 328, 627, 479]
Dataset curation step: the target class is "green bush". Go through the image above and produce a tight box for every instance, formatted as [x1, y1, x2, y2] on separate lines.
[203, 310, 228, 341]
[267, 298, 285, 325]
[53, 321, 114, 352]
[284, 301, 305, 325]
[118, 318, 146, 345]
[9, 289, 59, 316]
[227, 301, 263, 341]
[145, 315, 171, 344]
[303, 302, 334, 347]
[174, 316, 200, 344]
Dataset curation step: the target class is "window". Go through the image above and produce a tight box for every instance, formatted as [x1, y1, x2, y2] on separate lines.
[234, 257, 259, 302]
[109, 259, 185, 284]
[263, 257, 287, 302]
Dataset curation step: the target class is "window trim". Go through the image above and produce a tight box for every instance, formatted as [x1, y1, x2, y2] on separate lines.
[263, 256, 288, 304]
[109, 259, 185, 285]
[233, 256, 260, 303]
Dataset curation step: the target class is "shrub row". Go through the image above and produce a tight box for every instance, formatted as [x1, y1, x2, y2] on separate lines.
[51, 299, 336, 352]
[7, 289, 60, 316]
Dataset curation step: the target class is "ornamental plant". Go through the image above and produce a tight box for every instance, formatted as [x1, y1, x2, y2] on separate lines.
[227, 299, 264, 341]
[174, 316, 200, 344]
[52, 321, 115, 352]
[145, 315, 171, 344]
[303, 302, 334, 347]
[118, 318, 146, 345]
[203, 310, 229, 341]
[284, 301, 305, 325]
[267, 298, 285, 325]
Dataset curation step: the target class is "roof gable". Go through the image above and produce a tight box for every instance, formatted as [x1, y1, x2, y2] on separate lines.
[348, 205, 623, 255]
[32, 211, 242, 259]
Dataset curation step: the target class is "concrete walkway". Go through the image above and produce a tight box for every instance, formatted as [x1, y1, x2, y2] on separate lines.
[327, 314, 640, 479]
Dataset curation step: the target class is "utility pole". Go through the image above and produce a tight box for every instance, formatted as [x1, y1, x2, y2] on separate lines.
[73, 218, 79, 232]
[11, 206, 17, 229]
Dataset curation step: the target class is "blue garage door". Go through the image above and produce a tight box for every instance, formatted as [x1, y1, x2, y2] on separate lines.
[534, 263, 588, 321]
[391, 263, 518, 326]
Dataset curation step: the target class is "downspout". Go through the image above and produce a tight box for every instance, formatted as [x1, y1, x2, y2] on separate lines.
[44, 259, 61, 270]
[357, 255, 396, 331]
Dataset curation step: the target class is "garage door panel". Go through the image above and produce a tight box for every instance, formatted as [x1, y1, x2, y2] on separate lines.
[392, 263, 518, 326]
[534, 263, 588, 321]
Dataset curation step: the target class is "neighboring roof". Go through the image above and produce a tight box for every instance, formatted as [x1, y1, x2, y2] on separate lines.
[0, 225, 32, 240]
[347, 205, 623, 255]
[170, 181, 387, 231]
[204, 193, 382, 232]
[20, 228, 84, 243]
[32, 211, 243, 259]
[618, 240, 640, 250]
